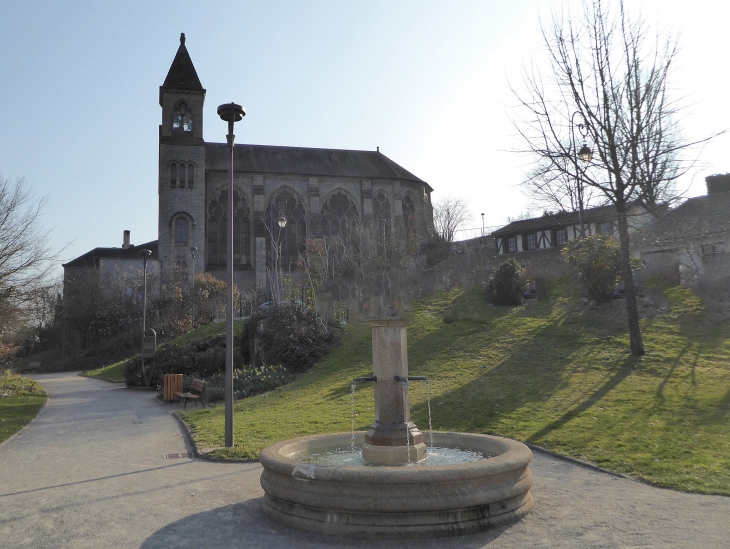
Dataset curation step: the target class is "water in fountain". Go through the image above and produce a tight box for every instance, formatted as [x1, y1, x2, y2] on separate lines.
[426, 379, 433, 450]
[350, 381, 356, 452]
[299, 445, 492, 467]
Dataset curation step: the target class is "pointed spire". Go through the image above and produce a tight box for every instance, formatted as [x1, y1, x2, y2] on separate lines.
[161, 33, 204, 92]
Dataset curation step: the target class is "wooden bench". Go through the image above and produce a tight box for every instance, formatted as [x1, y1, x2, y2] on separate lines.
[175, 378, 206, 410]
[22, 362, 41, 374]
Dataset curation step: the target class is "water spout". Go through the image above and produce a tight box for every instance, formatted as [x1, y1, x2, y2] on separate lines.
[352, 376, 377, 383]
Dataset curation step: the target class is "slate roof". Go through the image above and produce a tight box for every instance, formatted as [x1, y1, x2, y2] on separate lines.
[205, 144, 431, 190]
[492, 204, 617, 236]
[63, 241, 158, 268]
[640, 191, 730, 247]
[161, 33, 204, 92]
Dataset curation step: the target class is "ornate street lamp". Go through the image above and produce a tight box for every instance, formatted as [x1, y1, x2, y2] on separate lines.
[217, 102, 245, 448]
[570, 112, 593, 238]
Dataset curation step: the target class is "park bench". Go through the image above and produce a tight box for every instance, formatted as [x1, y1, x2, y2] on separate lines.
[175, 378, 206, 410]
[22, 362, 41, 374]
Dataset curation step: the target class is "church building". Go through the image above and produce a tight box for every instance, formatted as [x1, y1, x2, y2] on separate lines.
[66, 34, 434, 295]
[159, 34, 433, 292]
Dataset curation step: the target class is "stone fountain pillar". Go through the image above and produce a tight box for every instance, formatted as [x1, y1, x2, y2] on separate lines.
[361, 319, 427, 465]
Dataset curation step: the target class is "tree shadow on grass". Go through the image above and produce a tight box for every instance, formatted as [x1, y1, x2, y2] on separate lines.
[525, 356, 640, 444]
[407, 306, 594, 433]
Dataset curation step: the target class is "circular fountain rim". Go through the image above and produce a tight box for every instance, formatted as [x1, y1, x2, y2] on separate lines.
[259, 431, 532, 483]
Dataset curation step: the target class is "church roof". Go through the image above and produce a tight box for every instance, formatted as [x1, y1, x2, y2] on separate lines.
[205, 143, 431, 189]
[63, 241, 158, 268]
[161, 33, 204, 92]
[492, 204, 617, 236]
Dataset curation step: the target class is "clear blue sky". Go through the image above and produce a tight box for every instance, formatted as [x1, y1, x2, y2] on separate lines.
[1, 0, 728, 276]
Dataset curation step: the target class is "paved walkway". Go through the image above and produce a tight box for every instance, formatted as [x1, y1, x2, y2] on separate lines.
[1, 372, 728, 548]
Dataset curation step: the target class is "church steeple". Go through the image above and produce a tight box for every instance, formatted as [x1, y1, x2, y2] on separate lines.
[159, 33, 206, 143]
[161, 33, 204, 94]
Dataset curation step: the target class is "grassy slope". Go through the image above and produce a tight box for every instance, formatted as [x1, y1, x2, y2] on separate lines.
[184, 285, 730, 494]
[0, 371, 47, 444]
[82, 320, 247, 382]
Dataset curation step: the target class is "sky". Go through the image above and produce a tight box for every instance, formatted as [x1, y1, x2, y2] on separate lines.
[1, 0, 729, 276]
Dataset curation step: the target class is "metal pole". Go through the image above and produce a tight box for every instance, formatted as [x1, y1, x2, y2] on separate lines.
[190, 247, 197, 329]
[226, 117, 235, 447]
[142, 254, 147, 370]
[218, 101, 244, 448]
[139, 248, 151, 386]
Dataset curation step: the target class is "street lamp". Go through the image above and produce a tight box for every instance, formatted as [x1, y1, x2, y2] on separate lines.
[481, 213, 485, 237]
[570, 112, 593, 238]
[190, 246, 197, 329]
[218, 102, 245, 448]
[139, 248, 152, 385]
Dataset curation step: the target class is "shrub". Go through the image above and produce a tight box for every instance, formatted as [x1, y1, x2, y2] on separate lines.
[562, 234, 631, 303]
[240, 305, 341, 373]
[485, 258, 527, 306]
[124, 333, 243, 387]
[193, 365, 293, 402]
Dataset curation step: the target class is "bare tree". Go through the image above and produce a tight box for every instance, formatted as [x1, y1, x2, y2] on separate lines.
[0, 176, 60, 338]
[512, 0, 717, 356]
[433, 196, 471, 242]
[524, 158, 603, 214]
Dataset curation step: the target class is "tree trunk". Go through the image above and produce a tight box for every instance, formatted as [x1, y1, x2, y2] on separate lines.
[615, 203, 645, 356]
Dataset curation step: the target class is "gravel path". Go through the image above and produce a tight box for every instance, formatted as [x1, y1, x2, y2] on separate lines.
[0, 372, 728, 548]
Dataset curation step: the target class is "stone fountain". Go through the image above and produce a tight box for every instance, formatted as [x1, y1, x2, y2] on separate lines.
[259, 319, 534, 538]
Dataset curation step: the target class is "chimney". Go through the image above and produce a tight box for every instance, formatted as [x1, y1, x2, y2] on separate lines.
[122, 230, 131, 250]
[706, 173, 730, 195]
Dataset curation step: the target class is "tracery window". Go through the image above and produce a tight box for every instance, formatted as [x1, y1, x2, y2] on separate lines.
[207, 189, 251, 267]
[321, 192, 358, 236]
[373, 191, 391, 229]
[173, 103, 192, 133]
[401, 194, 417, 249]
[266, 192, 307, 271]
[175, 218, 189, 244]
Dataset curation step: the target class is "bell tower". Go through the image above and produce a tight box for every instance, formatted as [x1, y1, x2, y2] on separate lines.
[158, 33, 206, 281]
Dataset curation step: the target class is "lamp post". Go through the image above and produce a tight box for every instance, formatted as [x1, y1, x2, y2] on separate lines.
[481, 213, 485, 237]
[269, 196, 287, 306]
[218, 102, 245, 448]
[139, 248, 152, 385]
[570, 112, 593, 238]
[190, 246, 197, 329]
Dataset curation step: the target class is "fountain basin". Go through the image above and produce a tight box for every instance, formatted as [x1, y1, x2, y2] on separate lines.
[259, 431, 534, 539]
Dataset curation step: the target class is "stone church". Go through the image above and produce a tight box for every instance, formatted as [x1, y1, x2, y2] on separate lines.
[66, 34, 434, 295]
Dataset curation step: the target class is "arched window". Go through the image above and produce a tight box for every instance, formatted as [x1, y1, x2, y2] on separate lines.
[266, 191, 307, 271]
[402, 193, 417, 252]
[175, 218, 188, 244]
[373, 191, 391, 229]
[169, 163, 194, 189]
[207, 189, 251, 267]
[321, 191, 358, 236]
[173, 103, 192, 133]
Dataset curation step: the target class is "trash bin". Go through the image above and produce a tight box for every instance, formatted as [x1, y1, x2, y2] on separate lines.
[163, 374, 183, 402]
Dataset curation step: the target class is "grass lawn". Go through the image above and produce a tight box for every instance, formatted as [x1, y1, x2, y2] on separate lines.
[183, 284, 730, 495]
[0, 370, 46, 444]
[82, 320, 247, 382]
